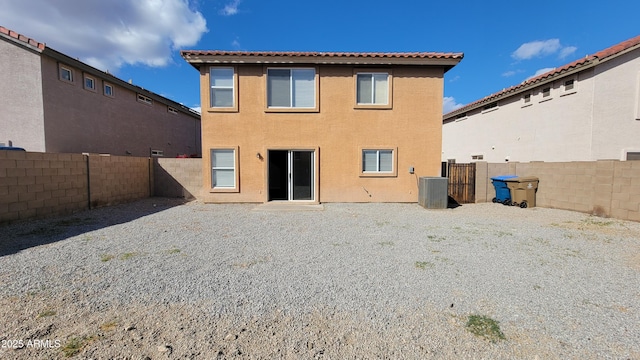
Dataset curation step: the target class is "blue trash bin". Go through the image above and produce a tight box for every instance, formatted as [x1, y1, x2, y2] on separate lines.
[491, 175, 518, 205]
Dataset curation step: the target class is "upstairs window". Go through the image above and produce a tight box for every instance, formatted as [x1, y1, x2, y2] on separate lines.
[542, 87, 551, 97]
[356, 73, 389, 105]
[84, 75, 96, 91]
[104, 83, 114, 97]
[137, 94, 153, 105]
[267, 68, 316, 109]
[564, 79, 575, 91]
[59, 65, 73, 83]
[210, 67, 236, 109]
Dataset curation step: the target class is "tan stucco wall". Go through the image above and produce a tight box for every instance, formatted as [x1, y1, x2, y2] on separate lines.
[39, 56, 201, 157]
[199, 65, 445, 203]
[0, 38, 46, 151]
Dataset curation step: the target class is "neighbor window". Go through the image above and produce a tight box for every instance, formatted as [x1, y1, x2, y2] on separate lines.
[137, 94, 153, 105]
[267, 68, 316, 109]
[168, 106, 178, 115]
[483, 102, 498, 111]
[210, 67, 236, 109]
[211, 148, 237, 190]
[564, 79, 575, 91]
[523, 93, 531, 103]
[356, 73, 389, 105]
[562, 78, 577, 95]
[84, 75, 96, 91]
[104, 83, 114, 97]
[362, 149, 393, 173]
[151, 150, 164, 157]
[542, 87, 551, 97]
[59, 65, 73, 83]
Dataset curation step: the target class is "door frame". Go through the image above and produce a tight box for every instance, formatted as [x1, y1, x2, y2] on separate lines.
[264, 146, 319, 203]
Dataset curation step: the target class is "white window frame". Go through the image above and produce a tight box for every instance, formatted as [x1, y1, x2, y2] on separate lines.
[210, 147, 239, 192]
[59, 65, 73, 83]
[104, 83, 114, 97]
[209, 67, 237, 111]
[360, 148, 398, 177]
[266, 67, 318, 111]
[83, 75, 96, 91]
[137, 93, 153, 105]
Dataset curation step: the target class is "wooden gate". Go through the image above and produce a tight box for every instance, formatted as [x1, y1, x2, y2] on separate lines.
[447, 163, 476, 204]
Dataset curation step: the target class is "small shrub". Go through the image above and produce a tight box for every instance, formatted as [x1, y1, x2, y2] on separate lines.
[37, 309, 56, 318]
[415, 261, 434, 269]
[466, 314, 505, 342]
[120, 252, 137, 260]
[101, 254, 114, 262]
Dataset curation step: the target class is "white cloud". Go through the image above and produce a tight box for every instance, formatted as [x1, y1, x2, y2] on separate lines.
[512, 39, 561, 60]
[526, 67, 556, 80]
[502, 70, 517, 77]
[559, 46, 577, 59]
[0, 0, 207, 72]
[443, 96, 464, 114]
[191, 106, 201, 114]
[231, 38, 242, 50]
[220, 0, 241, 16]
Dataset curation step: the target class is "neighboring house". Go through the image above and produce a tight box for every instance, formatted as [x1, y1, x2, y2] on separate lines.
[181, 50, 463, 203]
[442, 35, 640, 163]
[0, 26, 201, 157]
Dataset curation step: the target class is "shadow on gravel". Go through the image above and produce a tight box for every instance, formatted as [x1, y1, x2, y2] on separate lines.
[0, 197, 189, 257]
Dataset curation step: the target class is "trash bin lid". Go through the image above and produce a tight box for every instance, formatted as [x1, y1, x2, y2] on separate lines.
[491, 175, 518, 181]
[506, 176, 539, 182]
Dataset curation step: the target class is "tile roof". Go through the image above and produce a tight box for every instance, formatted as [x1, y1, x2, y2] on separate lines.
[444, 34, 640, 119]
[181, 50, 463, 60]
[0, 26, 45, 50]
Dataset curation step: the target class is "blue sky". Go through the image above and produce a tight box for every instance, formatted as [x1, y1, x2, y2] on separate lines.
[2, 0, 639, 113]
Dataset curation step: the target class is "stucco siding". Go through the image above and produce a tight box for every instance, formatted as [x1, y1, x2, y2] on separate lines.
[590, 48, 640, 160]
[0, 39, 45, 151]
[40, 56, 200, 157]
[443, 70, 596, 163]
[200, 65, 445, 203]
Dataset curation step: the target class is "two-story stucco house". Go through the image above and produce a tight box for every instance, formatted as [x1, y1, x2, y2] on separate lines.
[442, 35, 640, 164]
[0, 26, 201, 157]
[181, 50, 462, 203]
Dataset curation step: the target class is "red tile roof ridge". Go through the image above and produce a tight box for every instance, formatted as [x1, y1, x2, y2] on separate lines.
[181, 49, 463, 59]
[444, 34, 640, 118]
[0, 26, 45, 50]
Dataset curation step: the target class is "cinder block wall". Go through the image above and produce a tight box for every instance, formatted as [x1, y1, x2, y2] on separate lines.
[476, 160, 640, 222]
[153, 158, 202, 200]
[88, 155, 152, 208]
[1, 151, 153, 223]
[0, 151, 87, 222]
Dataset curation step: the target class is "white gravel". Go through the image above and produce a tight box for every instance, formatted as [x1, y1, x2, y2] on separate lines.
[1, 198, 639, 359]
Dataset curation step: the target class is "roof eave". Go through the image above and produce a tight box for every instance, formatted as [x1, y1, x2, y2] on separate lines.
[181, 53, 462, 69]
[443, 60, 594, 120]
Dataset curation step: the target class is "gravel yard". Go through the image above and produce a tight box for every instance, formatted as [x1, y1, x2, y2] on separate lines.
[1, 198, 639, 359]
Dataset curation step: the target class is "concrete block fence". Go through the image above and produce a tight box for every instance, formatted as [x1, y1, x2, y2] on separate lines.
[0, 151, 153, 223]
[475, 160, 640, 222]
